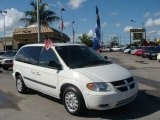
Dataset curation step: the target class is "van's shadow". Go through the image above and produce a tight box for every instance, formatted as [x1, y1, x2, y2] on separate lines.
[28, 89, 160, 119]
[81, 90, 160, 119]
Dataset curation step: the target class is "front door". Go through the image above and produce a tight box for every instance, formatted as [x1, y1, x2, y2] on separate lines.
[36, 48, 61, 97]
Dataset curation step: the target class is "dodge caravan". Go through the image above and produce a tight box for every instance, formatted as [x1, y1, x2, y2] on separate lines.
[12, 43, 138, 115]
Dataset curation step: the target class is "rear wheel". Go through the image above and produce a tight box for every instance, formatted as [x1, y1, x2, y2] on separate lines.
[16, 75, 28, 94]
[63, 86, 86, 115]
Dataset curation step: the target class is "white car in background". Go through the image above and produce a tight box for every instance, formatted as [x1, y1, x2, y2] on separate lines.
[157, 53, 160, 62]
[123, 49, 131, 54]
[111, 47, 121, 52]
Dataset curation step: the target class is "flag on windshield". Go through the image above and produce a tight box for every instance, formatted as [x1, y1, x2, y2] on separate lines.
[44, 39, 53, 50]
[93, 5, 101, 51]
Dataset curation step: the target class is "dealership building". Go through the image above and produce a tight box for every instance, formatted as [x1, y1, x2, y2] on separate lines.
[0, 26, 70, 51]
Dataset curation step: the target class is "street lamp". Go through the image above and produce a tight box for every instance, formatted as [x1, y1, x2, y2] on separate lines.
[0, 10, 7, 51]
[36, 0, 40, 43]
[71, 21, 75, 43]
[60, 8, 65, 42]
[130, 20, 136, 45]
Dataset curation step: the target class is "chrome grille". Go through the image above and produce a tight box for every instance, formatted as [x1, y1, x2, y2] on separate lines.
[111, 77, 135, 92]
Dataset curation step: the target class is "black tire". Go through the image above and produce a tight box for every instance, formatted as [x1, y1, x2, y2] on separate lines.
[63, 86, 86, 115]
[16, 75, 28, 94]
[3, 67, 9, 70]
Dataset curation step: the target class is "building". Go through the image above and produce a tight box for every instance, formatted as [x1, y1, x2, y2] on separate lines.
[0, 26, 70, 51]
[13, 26, 70, 49]
[0, 37, 13, 51]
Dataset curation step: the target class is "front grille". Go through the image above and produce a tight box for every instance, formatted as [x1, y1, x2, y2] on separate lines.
[111, 77, 135, 92]
[5, 60, 13, 63]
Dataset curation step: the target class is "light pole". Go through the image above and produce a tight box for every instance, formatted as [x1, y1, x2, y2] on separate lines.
[0, 10, 7, 51]
[60, 8, 65, 42]
[130, 20, 136, 45]
[36, 0, 40, 43]
[71, 21, 75, 43]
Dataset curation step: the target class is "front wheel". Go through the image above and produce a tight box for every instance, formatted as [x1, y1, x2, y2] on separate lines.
[16, 75, 28, 94]
[63, 86, 86, 115]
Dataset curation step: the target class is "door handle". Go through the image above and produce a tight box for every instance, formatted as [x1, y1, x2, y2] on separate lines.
[37, 72, 41, 75]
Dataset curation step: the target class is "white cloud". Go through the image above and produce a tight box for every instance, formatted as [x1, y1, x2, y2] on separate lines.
[145, 18, 160, 27]
[154, 11, 160, 17]
[144, 12, 151, 18]
[64, 21, 71, 28]
[109, 12, 118, 16]
[116, 23, 121, 27]
[56, 1, 63, 8]
[157, 31, 160, 35]
[0, 8, 24, 33]
[82, 18, 87, 22]
[101, 22, 107, 28]
[67, 0, 86, 9]
[87, 29, 94, 37]
[148, 30, 156, 34]
[124, 26, 133, 32]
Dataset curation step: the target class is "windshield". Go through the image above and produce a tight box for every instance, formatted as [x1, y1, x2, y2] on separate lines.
[55, 45, 112, 69]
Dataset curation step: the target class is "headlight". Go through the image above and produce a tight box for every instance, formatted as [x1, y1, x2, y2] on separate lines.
[86, 82, 111, 92]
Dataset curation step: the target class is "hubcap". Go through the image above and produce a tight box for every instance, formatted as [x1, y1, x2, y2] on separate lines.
[17, 79, 22, 92]
[65, 92, 79, 112]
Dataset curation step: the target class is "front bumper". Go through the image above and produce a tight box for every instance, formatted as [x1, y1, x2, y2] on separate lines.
[83, 83, 138, 110]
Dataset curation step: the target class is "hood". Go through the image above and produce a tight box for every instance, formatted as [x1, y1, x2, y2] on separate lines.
[75, 63, 132, 83]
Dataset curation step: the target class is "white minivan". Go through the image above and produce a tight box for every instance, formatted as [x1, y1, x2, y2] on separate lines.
[12, 43, 138, 115]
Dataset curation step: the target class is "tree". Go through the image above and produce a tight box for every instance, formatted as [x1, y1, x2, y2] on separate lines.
[157, 39, 160, 45]
[110, 40, 119, 47]
[20, 1, 59, 27]
[79, 33, 93, 47]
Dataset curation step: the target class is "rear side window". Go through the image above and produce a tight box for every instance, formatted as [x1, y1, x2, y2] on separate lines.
[15, 46, 42, 65]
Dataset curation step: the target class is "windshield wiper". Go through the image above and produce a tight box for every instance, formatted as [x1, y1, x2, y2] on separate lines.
[80, 60, 111, 68]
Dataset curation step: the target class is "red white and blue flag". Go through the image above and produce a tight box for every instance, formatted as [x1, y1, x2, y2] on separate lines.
[44, 39, 53, 50]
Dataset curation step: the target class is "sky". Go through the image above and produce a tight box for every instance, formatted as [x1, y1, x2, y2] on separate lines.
[0, 0, 160, 45]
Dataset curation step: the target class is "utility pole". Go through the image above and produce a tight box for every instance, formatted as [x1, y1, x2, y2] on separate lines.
[72, 21, 75, 43]
[37, 0, 40, 43]
[130, 20, 136, 45]
[0, 10, 7, 51]
[60, 8, 65, 42]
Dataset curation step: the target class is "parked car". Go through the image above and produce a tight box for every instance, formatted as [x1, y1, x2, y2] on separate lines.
[130, 46, 143, 55]
[148, 46, 160, 60]
[0, 50, 13, 67]
[12, 43, 138, 115]
[110, 47, 121, 52]
[1, 51, 17, 70]
[157, 53, 160, 62]
[141, 46, 155, 58]
[123, 46, 136, 54]
[100, 48, 110, 52]
[0, 51, 5, 57]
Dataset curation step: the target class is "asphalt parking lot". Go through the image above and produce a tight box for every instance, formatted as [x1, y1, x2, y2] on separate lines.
[0, 52, 160, 120]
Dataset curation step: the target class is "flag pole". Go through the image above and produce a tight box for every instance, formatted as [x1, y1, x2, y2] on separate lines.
[37, 0, 40, 43]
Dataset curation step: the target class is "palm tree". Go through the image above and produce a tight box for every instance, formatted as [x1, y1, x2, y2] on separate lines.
[20, 1, 59, 27]
[79, 33, 93, 47]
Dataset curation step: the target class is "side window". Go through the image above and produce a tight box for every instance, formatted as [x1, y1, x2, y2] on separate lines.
[39, 48, 60, 69]
[15, 46, 42, 65]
